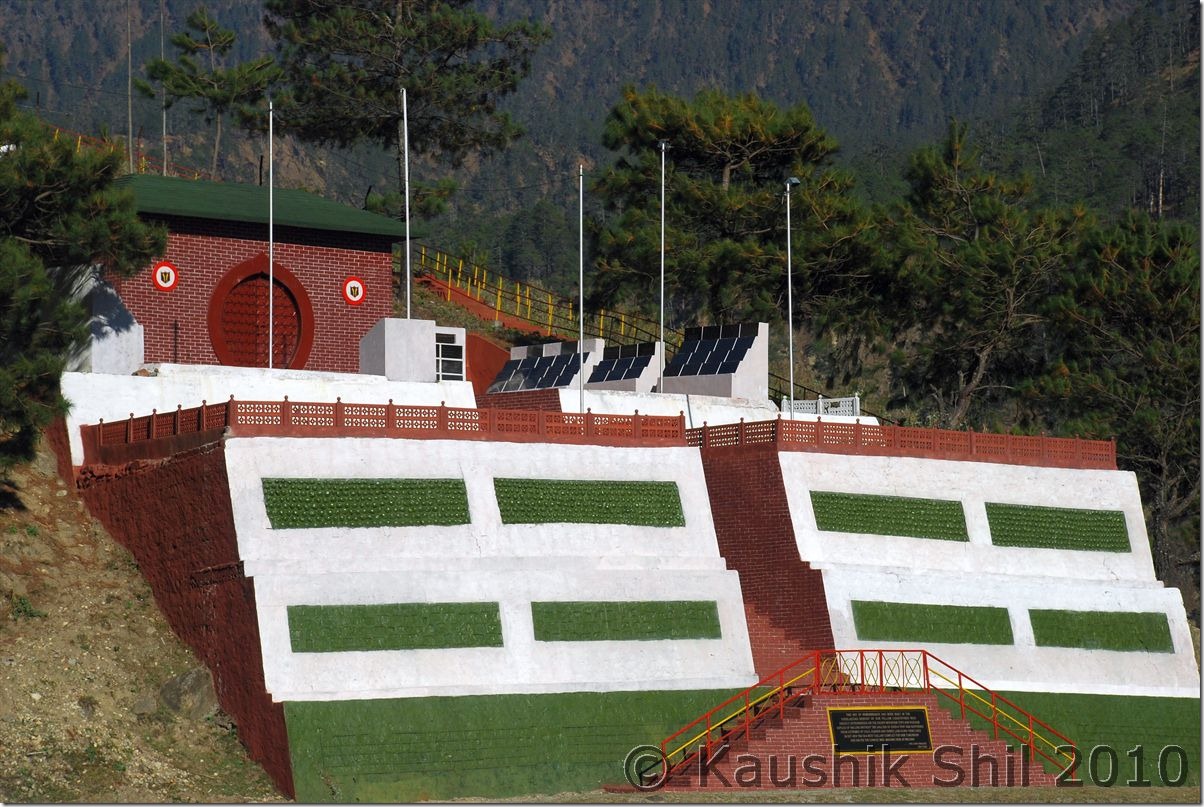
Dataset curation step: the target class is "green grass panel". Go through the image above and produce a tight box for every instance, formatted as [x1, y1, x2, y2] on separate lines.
[937, 692, 1200, 784]
[810, 491, 969, 541]
[986, 502, 1130, 552]
[852, 600, 1014, 645]
[1030, 609, 1174, 653]
[531, 601, 722, 642]
[261, 478, 469, 528]
[287, 603, 502, 652]
[284, 689, 739, 801]
[493, 478, 685, 526]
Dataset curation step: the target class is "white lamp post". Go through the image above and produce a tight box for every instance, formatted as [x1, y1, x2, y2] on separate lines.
[403, 87, 412, 319]
[578, 164, 585, 415]
[268, 95, 274, 369]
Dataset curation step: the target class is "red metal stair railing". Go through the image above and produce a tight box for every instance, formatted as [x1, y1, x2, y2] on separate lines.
[655, 653, 829, 783]
[645, 649, 1077, 788]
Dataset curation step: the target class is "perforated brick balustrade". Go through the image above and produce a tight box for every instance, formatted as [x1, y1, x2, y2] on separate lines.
[77, 397, 1116, 471]
[78, 397, 686, 465]
[688, 418, 1116, 470]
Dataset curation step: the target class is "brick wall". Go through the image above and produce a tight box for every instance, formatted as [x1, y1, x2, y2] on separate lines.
[700, 445, 834, 676]
[476, 388, 563, 410]
[77, 445, 294, 797]
[109, 216, 394, 373]
[466, 333, 510, 399]
[45, 417, 73, 482]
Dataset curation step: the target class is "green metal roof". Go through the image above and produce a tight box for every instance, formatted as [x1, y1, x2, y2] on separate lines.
[119, 174, 412, 239]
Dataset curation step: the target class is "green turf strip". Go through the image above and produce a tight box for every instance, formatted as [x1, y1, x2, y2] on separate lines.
[1029, 609, 1174, 652]
[986, 502, 1130, 552]
[531, 600, 722, 641]
[851, 600, 1014, 645]
[493, 478, 685, 526]
[810, 491, 969, 541]
[287, 602, 502, 652]
[261, 478, 469, 528]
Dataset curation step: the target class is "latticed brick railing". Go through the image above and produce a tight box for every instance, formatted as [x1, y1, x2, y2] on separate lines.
[79, 398, 1116, 472]
[687, 417, 1116, 470]
[80, 396, 686, 465]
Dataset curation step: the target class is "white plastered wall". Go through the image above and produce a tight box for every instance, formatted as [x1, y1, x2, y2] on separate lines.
[224, 437, 756, 702]
[60, 364, 476, 465]
[557, 389, 877, 428]
[776, 451, 1199, 697]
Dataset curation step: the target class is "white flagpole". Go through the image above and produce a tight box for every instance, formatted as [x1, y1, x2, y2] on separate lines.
[658, 140, 667, 391]
[403, 87, 412, 319]
[268, 95, 275, 369]
[578, 164, 585, 415]
[785, 177, 800, 418]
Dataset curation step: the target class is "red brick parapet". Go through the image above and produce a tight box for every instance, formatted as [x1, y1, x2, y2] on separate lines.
[689, 418, 1116, 471]
[79, 397, 687, 465]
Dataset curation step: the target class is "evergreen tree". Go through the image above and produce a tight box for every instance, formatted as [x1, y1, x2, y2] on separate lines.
[868, 123, 1086, 429]
[591, 86, 875, 328]
[263, 0, 550, 216]
[0, 70, 165, 470]
[137, 6, 280, 178]
[1040, 213, 1200, 609]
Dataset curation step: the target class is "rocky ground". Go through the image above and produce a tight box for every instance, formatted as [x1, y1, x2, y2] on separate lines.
[0, 441, 282, 803]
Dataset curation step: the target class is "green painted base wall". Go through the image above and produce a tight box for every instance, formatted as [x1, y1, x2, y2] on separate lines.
[936, 692, 1200, 785]
[284, 689, 735, 801]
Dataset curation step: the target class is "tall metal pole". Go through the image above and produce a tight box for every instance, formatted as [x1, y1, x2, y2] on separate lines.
[160, 0, 167, 175]
[268, 96, 275, 369]
[403, 87, 412, 319]
[126, 0, 134, 172]
[658, 140, 667, 392]
[784, 178, 798, 419]
[578, 164, 585, 415]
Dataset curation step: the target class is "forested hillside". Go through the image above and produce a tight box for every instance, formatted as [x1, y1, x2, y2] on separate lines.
[0, 1, 1137, 208]
[981, 0, 1200, 221]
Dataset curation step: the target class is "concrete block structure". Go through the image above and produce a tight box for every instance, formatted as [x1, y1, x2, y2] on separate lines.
[661, 323, 769, 401]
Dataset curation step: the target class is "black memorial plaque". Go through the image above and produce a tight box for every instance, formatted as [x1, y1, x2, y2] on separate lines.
[828, 707, 933, 753]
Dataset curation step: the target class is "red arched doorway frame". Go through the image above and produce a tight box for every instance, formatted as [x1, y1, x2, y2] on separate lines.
[207, 253, 315, 369]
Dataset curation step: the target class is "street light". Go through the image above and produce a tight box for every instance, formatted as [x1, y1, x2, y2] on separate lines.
[784, 176, 800, 419]
[658, 139, 669, 391]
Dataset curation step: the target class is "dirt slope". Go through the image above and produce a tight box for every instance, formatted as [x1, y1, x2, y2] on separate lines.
[0, 441, 283, 803]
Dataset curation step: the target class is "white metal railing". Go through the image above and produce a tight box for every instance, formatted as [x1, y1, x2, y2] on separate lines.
[780, 394, 860, 417]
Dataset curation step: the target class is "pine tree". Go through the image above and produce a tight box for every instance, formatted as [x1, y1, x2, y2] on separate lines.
[0, 70, 164, 470]
[1040, 213, 1200, 609]
[137, 6, 280, 179]
[591, 86, 875, 328]
[869, 122, 1087, 429]
[263, 0, 550, 216]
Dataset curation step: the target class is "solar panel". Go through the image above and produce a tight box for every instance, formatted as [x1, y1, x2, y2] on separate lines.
[588, 359, 616, 383]
[587, 352, 653, 384]
[488, 352, 591, 393]
[664, 323, 759, 378]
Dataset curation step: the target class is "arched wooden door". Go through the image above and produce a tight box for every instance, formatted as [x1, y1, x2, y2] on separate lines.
[219, 274, 301, 367]
[208, 254, 314, 369]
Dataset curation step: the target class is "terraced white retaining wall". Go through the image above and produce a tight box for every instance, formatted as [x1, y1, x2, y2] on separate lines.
[224, 437, 756, 702]
[777, 451, 1199, 697]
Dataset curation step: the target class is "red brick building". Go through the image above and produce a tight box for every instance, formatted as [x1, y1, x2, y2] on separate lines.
[110, 175, 405, 373]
